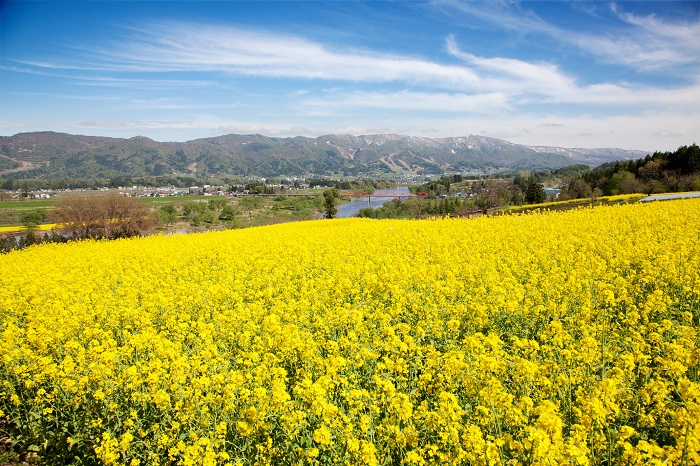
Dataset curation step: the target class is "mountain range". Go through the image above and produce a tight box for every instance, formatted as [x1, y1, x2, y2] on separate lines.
[0, 131, 649, 179]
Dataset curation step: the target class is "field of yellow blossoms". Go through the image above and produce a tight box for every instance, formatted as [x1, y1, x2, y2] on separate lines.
[1, 199, 699, 465]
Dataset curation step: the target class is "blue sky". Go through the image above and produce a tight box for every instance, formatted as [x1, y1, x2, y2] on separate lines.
[1, 1, 698, 151]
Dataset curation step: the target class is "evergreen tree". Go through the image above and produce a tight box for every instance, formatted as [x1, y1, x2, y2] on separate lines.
[323, 188, 341, 219]
[525, 179, 547, 204]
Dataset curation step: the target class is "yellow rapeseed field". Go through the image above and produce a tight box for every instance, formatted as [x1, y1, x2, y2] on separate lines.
[1, 200, 699, 465]
[0, 223, 59, 233]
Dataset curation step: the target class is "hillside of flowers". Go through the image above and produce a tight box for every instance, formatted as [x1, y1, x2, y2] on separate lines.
[1, 199, 699, 465]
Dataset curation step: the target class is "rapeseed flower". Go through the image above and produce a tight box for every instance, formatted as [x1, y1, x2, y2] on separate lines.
[0, 199, 699, 464]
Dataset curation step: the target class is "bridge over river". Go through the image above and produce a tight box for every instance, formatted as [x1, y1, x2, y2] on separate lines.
[336, 187, 414, 218]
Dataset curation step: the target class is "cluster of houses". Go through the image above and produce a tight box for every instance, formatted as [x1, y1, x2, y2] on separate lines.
[118, 185, 223, 197]
[6, 182, 314, 200]
[9, 189, 55, 199]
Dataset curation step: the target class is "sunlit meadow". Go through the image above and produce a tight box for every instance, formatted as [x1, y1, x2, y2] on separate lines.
[1, 199, 699, 465]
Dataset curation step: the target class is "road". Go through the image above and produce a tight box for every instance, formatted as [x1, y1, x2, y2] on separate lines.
[640, 191, 700, 202]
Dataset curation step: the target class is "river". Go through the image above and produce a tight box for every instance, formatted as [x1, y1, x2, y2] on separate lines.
[336, 186, 413, 218]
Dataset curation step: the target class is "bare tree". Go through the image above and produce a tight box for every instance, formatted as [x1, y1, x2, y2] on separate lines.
[101, 193, 156, 238]
[52, 196, 102, 239]
[472, 179, 516, 213]
[53, 193, 156, 239]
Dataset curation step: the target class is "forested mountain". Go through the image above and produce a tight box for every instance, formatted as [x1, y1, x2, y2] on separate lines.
[0, 131, 648, 179]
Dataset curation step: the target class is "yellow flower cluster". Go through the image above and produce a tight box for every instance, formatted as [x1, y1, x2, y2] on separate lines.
[0, 222, 58, 233]
[511, 193, 645, 211]
[1, 199, 699, 465]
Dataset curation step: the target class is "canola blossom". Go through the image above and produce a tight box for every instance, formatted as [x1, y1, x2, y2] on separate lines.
[0, 223, 59, 233]
[1, 200, 699, 465]
[510, 193, 645, 211]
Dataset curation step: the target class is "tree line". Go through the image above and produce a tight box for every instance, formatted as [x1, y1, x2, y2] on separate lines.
[0, 175, 235, 192]
[412, 174, 547, 205]
[3, 176, 397, 197]
[358, 177, 548, 220]
[560, 144, 700, 199]
[307, 179, 396, 193]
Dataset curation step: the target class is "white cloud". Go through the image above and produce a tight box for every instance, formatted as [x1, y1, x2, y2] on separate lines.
[437, 0, 700, 73]
[445, 35, 578, 98]
[300, 89, 511, 113]
[432, 0, 560, 37]
[3, 64, 218, 89]
[0, 122, 27, 129]
[4, 8, 698, 151]
[219, 124, 297, 136]
[7, 91, 122, 102]
[70, 21, 481, 89]
[16, 18, 700, 114]
[128, 98, 240, 110]
[600, 3, 700, 71]
[73, 76, 217, 90]
[1, 107, 694, 152]
[444, 36, 700, 109]
[421, 111, 696, 151]
[571, 82, 700, 108]
[653, 130, 684, 138]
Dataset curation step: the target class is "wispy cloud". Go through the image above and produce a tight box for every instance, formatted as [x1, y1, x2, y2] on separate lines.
[60, 21, 481, 89]
[7, 91, 122, 102]
[3, 64, 218, 89]
[36, 19, 695, 114]
[436, 0, 700, 73]
[128, 98, 240, 110]
[432, 0, 560, 36]
[72, 76, 217, 90]
[4, 5, 697, 151]
[219, 124, 310, 137]
[598, 4, 700, 71]
[77, 118, 214, 131]
[300, 89, 511, 113]
[0, 122, 28, 129]
[444, 35, 700, 109]
[444, 35, 578, 98]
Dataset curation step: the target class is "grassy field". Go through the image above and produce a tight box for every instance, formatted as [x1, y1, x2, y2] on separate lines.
[0, 199, 56, 228]
[0, 192, 326, 233]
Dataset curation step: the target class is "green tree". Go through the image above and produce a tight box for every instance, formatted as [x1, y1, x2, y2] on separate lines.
[357, 207, 377, 219]
[642, 179, 665, 196]
[525, 179, 547, 204]
[208, 198, 228, 210]
[159, 205, 179, 225]
[513, 173, 530, 192]
[561, 178, 593, 200]
[182, 201, 209, 222]
[239, 196, 263, 220]
[19, 209, 48, 248]
[20, 209, 47, 230]
[323, 188, 341, 219]
[606, 170, 636, 195]
[218, 205, 238, 222]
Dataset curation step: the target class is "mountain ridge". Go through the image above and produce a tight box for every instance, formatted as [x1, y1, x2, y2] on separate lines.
[0, 131, 649, 179]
